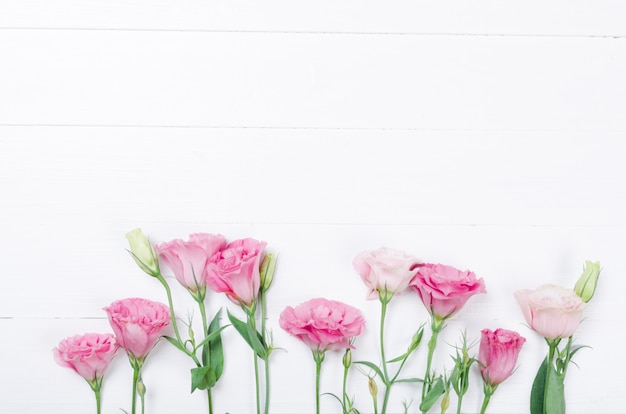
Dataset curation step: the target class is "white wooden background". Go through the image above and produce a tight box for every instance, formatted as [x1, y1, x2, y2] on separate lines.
[1, 2, 625, 413]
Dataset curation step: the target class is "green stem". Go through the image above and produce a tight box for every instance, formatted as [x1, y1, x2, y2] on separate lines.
[260, 290, 270, 414]
[315, 354, 322, 414]
[422, 317, 443, 412]
[197, 298, 214, 414]
[342, 362, 349, 413]
[544, 340, 558, 412]
[456, 393, 463, 414]
[378, 299, 392, 414]
[131, 365, 140, 414]
[248, 314, 261, 414]
[479, 390, 491, 414]
[94, 386, 101, 414]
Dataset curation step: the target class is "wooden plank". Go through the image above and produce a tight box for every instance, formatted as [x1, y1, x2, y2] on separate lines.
[1, 31, 625, 130]
[0, 0, 625, 36]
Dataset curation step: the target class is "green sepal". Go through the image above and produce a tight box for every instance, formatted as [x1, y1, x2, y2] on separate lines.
[190, 366, 216, 392]
[227, 310, 267, 359]
[419, 376, 445, 412]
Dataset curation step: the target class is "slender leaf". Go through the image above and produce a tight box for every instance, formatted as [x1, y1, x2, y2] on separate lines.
[419, 376, 445, 412]
[530, 358, 547, 414]
[353, 360, 385, 382]
[246, 318, 268, 360]
[193, 324, 229, 351]
[226, 310, 266, 359]
[394, 377, 424, 384]
[387, 351, 409, 364]
[545, 364, 565, 414]
[163, 336, 188, 354]
[204, 309, 224, 383]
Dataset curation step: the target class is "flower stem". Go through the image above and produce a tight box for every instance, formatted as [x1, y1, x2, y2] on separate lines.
[342, 359, 349, 413]
[313, 350, 325, 414]
[260, 289, 271, 414]
[131, 365, 140, 414]
[197, 298, 214, 414]
[479, 390, 491, 414]
[94, 386, 101, 414]
[456, 394, 463, 414]
[422, 317, 443, 413]
[378, 299, 392, 414]
[544, 340, 558, 412]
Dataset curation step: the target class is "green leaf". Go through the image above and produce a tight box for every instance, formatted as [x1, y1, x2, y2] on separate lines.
[394, 377, 424, 384]
[530, 358, 547, 414]
[193, 324, 230, 351]
[419, 376, 445, 412]
[163, 336, 188, 354]
[353, 360, 385, 383]
[227, 310, 267, 359]
[246, 318, 268, 360]
[545, 363, 565, 414]
[387, 351, 409, 364]
[204, 309, 224, 383]
[190, 366, 216, 392]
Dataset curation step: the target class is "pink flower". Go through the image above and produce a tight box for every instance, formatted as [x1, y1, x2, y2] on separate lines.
[478, 328, 525, 386]
[155, 233, 226, 293]
[53, 333, 118, 382]
[206, 238, 266, 307]
[104, 298, 170, 360]
[410, 263, 486, 319]
[279, 298, 366, 352]
[514, 284, 586, 339]
[353, 247, 421, 301]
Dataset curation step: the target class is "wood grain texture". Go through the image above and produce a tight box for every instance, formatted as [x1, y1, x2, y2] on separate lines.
[1, 2, 625, 413]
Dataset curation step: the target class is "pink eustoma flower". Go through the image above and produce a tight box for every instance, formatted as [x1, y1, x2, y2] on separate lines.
[353, 247, 421, 301]
[279, 298, 366, 352]
[206, 238, 266, 308]
[53, 333, 118, 382]
[478, 328, 526, 386]
[514, 284, 586, 340]
[104, 298, 170, 360]
[410, 263, 486, 319]
[155, 233, 226, 293]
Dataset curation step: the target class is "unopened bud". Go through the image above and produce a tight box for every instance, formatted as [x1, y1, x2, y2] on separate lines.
[342, 348, 352, 369]
[574, 260, 601, 303]
[126, 228, 160, 277]
[137, 378, 146, 397]
[368, 377, 378, 397]
[440, 393, 450, 413]
[259, 254, 276, 292]
[409, 326, 424, 351]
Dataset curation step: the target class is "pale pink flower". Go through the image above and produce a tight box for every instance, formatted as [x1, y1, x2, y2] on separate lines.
[478, 328, 525, 386]
[104, 298, 170, 359]
[53, 333, 118, 382]
[155, 233, 226, 293]
[279, 298, 366, 352]
[206, 238, 266, 307]
[353, 247, 421, 300]
[410, 263, 486, 319]
[514, 284, 586, 339]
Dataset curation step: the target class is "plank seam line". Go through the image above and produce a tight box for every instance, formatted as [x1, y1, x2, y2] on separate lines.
[0, 27, 624, 39]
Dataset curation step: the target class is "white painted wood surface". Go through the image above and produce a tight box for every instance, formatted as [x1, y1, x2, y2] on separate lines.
[1, 2, 625, 413]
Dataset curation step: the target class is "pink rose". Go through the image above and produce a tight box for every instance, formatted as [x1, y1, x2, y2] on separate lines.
[410, 263, 486, 319]
[53, 333, 118, 382]
[353, 247, 421, 301]
[104, 298, 170, 360]
[206, 238, 266, 307]
[155, 233, 226, 293]
[514, 284, 586, 339]
[478, 328, 526, 386]
[279, 298, 366, 352]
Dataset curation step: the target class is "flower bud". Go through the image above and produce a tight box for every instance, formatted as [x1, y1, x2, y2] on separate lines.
[574, 260, 601, 303]
[368, 377, 378, 398]
[137, 378, 146, 397]
[259, 254, 276, 292]
[125, 228, 160, 277]
[440, 392, 450, 413]
[342, 348, 352, 369]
